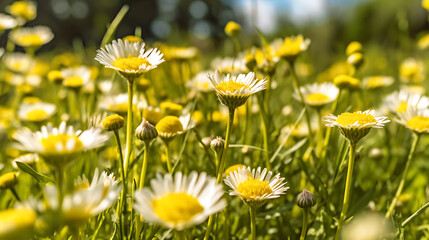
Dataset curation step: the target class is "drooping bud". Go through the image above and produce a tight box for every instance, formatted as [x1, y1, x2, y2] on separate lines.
[136, 119, 158, 142]
[210, 136, 225, 154]
[297, 189, 316, 209]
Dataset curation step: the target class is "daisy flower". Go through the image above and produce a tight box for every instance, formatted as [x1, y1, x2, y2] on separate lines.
[324, 110, 389, 144]
[95, 39, 164, 81]
[362, 76, 394, 90]
[0, 13, 17, 33]
[333, 74, 360, 90]
[3, 52, 35, 74]
[399, 58, 424, 84]
[18, 102, 56, 122]
[9, 26, 54, 49]
[162, 45, 199, 60]
[294, 82, 339, 108]
[272, 35, 311, 61]
[61, 66, 91, 89]
[382, 90, 429, 115]
[134, 171, 226, 231]
[186, 70, 215, 93]
[211, 57, 248, 75]
[224, 166, 289, 208]
[13, 122, 110, 167]
[208, 71, 267, 109]
[6, 1, 36, 23]
[397, 107, 429, 134]
[98, 93, 141, 114]
[46, 169, 121, 227]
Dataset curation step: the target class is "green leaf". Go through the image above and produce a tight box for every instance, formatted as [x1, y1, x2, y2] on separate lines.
[15, 161, 54, 184]
[255, 27, 269, 48]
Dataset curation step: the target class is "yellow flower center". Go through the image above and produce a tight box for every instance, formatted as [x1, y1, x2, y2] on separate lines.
[64, 76, 84, 88]
[112, 56, 151, 71]
[160, 101, 183, 112]
[155, 116, 183, 134]
[216, 81, 249, 93]
[152, 192, 204, 225]
[0, 172, 17, 189]
[103, 114, 124, 131]
[334, 75, 360, 89]
[406, 116, 429, 131]
[23, 97, 41, 104]
[336, 112, 376, 126]
[122, 35, 143, 43]
[19, 34, 43, 46]
[26, 109, 48, 122]
[9, 1, 35, 20]
[143, 109, 164, 124]
[74, 182, 90, 192]
[11, 62, 22, 71]
[108, 103, 128, 114]
[0, 208, 36, 237]
[397, 102, 408, 113]
[237, 178, 272, 199]
[306, 93, 330, 103]
[367, 77, 385, 88]
[41, 134, 84, 154]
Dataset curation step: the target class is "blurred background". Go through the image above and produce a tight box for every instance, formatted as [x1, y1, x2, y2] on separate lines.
[0, 0, 427, 71]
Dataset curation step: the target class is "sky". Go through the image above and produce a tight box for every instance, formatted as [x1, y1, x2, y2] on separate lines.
[227, 0, 367, 33]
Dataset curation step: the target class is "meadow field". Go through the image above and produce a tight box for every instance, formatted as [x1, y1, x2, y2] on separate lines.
[1, 0, 429, 239]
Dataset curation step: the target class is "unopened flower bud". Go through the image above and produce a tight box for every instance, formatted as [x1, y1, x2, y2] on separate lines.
[0, 172, 18, 189]
[136, 119, 158, 142]
[210, 136, 225, 154]
[102, 114, 124, 131]
[297, 189, 316, 209]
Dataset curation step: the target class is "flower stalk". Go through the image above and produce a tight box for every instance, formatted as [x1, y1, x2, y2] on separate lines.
[335, 141, 356, 240]
[386, 133, 420, 218]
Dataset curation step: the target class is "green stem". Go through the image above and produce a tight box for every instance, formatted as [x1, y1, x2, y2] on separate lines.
[386, 133, 420, 218]
[113, 130, 126, 240]
[9, 187, 21, 201]
[250, 207, 256, 240]
[165, 141, 172, 174]
[316, 109, 323, 157]
[299, 209, 309, 240]
[55, 164, 65, 227]
[214, 151, 219, 175]
[335, 142, 356, 240]
[256, 95, 271, 170]
[289, 61, 314, 149]
[124, 81, 134, 177]
[216, 107, 235, 183]
[139, 141, 150, 188]
[204, 107, 235, 240]
[320, 90, 341, 164]
[402, 201, 429, 227]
